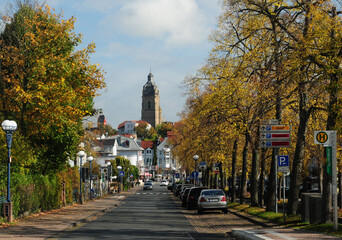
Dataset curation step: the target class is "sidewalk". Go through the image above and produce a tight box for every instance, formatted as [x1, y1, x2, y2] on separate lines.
[229, 208, 341, 240]
[0, 186, 141, 239]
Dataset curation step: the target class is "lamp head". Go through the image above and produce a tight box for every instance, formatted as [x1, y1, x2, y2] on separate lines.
[87, 156, 93, 162]
[193, 154, 199, 161]
[1, 120, 17, 132]
[77, 151, 85, 157]
[117, 165, 122, 170]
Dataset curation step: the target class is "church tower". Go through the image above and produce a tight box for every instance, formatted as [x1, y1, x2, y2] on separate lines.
[141, 72, 162, 129]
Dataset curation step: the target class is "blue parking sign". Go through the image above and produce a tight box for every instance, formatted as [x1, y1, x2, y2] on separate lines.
[277, 155, 289, 167]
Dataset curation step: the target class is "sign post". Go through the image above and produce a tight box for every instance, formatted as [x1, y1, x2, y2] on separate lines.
[314, 130, 337, 230]
[277, 155, 289, 223]
[261, 122, 291, 213]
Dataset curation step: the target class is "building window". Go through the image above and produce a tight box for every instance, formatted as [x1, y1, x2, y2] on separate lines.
[148, 101, 151, 109]
[147, 149, 152, 154]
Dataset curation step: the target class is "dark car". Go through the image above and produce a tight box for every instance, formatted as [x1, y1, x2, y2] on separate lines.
[174, 184, 183, 197]
[179, 184, 194, 200]
[181, 188, 191, 207]
[187, 187, 207, 210]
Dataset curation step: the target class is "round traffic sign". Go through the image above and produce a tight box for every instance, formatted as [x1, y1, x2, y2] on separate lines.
[316, 131, 328, 144]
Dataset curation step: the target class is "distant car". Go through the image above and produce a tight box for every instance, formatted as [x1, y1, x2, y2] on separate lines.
[197, 189, 228, 214]
[147, 180, 153, 185]
[143, 182, 153, 190]
[160, 180, 168, 186]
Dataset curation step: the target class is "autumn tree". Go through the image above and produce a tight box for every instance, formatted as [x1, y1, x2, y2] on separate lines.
[135, 122, 156, 140]
[0, 2, 105, 173]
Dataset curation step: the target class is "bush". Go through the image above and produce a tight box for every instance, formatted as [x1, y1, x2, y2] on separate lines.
[1, 166, 80, 219]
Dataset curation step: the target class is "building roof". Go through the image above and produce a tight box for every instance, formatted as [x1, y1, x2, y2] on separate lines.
[143, 72, 158, 96]
[141, 141, 154, 149]
[97, 135, 143, 151]
[117, 120, 150, 129]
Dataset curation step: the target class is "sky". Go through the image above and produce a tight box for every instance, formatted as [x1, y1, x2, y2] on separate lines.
[0, 0, 222, 129]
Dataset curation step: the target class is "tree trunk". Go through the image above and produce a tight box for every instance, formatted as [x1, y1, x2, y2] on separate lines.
[288, 82, 310, 215]
[240, 134, 249, 204]
[259, 148, 267, 207]
[231, 139, 238, 202]
[219, 162, 224, 191]
[251, 126, 260, 206]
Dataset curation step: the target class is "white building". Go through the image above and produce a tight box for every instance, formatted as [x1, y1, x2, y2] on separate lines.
[94, 135, 144, 167]
[117, 120, 151, 135]
[157, 137, 177, 177]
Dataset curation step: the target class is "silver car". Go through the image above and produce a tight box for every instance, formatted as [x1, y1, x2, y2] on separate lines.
[197, 189, 228, 214]
[143, 182, 153, 190]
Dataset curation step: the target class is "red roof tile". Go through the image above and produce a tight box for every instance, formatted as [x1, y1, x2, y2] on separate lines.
[141, 141, 154, 149]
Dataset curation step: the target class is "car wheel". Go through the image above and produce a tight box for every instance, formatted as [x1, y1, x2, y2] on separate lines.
[222, 209, 228, 214]
[197, 208, 202, 214]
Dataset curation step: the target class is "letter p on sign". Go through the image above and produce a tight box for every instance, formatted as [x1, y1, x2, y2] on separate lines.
[278, 155, 289, 167]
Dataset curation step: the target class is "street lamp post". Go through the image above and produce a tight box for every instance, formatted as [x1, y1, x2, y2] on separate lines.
[172, 167, 176, 190]
[77, 151, 85, 204]
[193, 155, 199, 186]
[87, 156, 93, 200]
[128, 168, 130, 189]
[107, 162, 111, 194]
[1, 120, 17, 222]
[117, 165, 122, 193]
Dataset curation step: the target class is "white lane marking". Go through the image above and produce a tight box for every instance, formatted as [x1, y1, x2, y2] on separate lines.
[267, 230, 297, 240]
[244, 230, 274, 240]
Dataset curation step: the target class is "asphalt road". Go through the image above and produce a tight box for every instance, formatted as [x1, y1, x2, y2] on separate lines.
[57, 184, 211, 240]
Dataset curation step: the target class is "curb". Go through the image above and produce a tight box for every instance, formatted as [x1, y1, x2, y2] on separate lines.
[228, 208, 278, 228]
[231, 229, 263, 240]
[70, 202, 122, 228]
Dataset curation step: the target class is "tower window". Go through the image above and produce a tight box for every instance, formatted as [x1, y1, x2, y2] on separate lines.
[148, 101, 151, 109]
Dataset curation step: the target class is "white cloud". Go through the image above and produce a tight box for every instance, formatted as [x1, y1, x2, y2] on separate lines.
[102, 0, 210, 46]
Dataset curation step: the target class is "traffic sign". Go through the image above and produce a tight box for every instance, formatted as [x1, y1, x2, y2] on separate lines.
[119, 171, 124, 177]
[260, 124, 291, 148]
[278, 155, 290, 173]
[314, 131, 332, 146]
[260, 125, 291, 132]
[191, 171, 199, 178]
[261, 119, 279, 125]
[260, 141, 290, 148]
[260, 133, 290, 140]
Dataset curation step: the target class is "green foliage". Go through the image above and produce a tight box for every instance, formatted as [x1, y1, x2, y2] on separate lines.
[0, 166, 79, 218]
[156, 122, 173, 138]
[135, 122, 156, 140]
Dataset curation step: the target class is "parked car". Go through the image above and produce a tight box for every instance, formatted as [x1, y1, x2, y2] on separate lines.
[179, 184, 194, 199]
[197, 189, 228, 214]
[167, 180, 174, 190]
[143, 182, 153, 190]
[181, 188, 191, 207]
[186, 187, 207, 210]
[174, 184, 184, 197]
[160, 180, 168, 186]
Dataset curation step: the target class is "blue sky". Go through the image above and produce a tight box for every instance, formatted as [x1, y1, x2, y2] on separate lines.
[1, 0, 222, 128]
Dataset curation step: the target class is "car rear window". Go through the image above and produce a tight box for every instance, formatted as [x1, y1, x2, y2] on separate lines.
[202, 190, 224, 196]
[145, 182, 152, 185]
